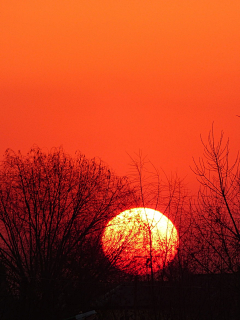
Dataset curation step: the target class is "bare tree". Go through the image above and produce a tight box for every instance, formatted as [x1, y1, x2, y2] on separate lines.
[191, 128, 240, 274]
[99, 153, 192, 320]
[0, 147, 135, 320]
[127, 152, 190, 281]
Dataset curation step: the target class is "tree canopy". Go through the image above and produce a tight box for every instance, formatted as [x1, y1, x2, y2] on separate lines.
[0, 147, 136, 320]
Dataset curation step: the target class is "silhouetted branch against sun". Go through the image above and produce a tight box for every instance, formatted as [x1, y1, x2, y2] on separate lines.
[101, 151, 190, 281]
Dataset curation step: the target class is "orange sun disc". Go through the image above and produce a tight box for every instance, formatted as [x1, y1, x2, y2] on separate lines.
[102, 207, 179, 275]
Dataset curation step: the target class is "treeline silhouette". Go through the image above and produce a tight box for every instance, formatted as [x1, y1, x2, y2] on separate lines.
[0, 128, 240, 320]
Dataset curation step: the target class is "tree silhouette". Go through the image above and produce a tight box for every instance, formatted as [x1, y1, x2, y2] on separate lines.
[0, 147, 135, 320]
[191, 129, 240, 274]
[127, 153, 190, 281]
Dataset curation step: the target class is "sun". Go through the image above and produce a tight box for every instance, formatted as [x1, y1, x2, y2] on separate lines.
[102, 207, 179, 276]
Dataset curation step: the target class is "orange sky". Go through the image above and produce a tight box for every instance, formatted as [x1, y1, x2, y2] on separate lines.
[1, 1, 240, 192]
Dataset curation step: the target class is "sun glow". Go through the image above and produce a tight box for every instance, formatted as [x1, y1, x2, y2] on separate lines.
[102, 208, 179, 275]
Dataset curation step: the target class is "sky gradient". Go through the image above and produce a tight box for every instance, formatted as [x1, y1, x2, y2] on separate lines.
[1, 1, 240, 191]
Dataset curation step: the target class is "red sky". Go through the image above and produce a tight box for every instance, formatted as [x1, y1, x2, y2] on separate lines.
[1, 1, 240, 192]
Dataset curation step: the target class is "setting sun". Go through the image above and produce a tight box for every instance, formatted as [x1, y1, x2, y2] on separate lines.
[102, 208, 179, 275]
